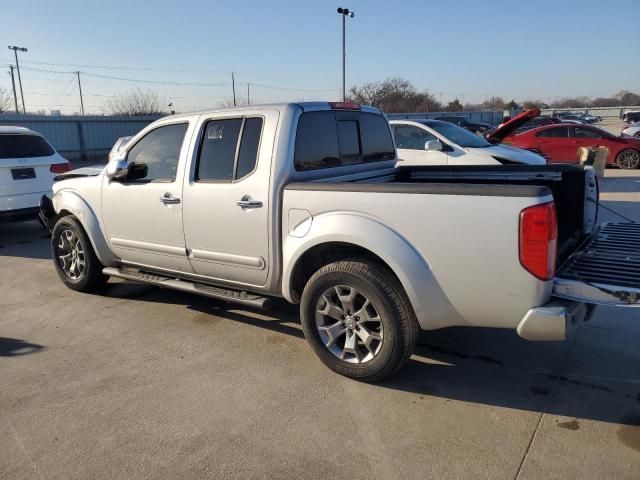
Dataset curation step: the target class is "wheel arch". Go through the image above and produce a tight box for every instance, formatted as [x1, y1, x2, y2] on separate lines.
[51, 189, 119, 265]
[282, 213, 462, 330]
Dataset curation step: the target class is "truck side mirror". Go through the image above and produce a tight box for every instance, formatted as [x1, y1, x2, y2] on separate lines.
[424, 140, 443, 152]
[105, 157, 129, 180]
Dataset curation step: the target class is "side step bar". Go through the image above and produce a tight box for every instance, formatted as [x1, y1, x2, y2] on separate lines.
[102, 267, 272, 309]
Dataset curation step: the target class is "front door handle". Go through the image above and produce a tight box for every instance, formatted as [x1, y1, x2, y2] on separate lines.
[160, 192, 181, 205]
[236, 195, 263, 209]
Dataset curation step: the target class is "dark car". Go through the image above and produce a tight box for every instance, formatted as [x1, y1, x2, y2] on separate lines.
[436, 116, 492, 134]
[623, 111, 640, 124]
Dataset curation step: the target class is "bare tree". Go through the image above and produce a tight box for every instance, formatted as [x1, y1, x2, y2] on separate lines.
[216, 98, 249, 108]
[348, 77, 441, 113]
[104, 88, 165, 116]
[0, 87, 13, 113]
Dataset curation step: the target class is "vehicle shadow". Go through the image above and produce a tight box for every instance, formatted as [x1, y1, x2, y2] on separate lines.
[103, 281, 640, 427]
[0, 337, 45, 357]
[0, 220, 51, 260]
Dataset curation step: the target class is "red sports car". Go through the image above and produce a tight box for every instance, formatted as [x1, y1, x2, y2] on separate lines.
[508, 123, 640, 169]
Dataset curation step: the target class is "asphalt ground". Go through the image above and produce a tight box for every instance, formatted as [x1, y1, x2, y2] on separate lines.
[1, 126, 639, 479]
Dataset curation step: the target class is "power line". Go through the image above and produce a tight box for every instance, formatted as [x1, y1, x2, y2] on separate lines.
[18, 65, 337, 92]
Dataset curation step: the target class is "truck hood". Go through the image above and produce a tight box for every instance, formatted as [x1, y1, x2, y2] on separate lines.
[486, 108, 540, 143]
[466, 144, 546, 165]
[53, 164, 105, 182]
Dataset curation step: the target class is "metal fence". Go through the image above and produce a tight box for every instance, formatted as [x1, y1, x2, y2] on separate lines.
[386, 110, 505, 125]
[0, 114, 162, 163]
[538, 106, 640, 119]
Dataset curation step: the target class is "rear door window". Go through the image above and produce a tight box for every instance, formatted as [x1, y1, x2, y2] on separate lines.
[196, 117, 263, 181]
[537, 127, 569, 138]
[573, 127, 601, 139]
[0, 134, 55, 159]
[294, 111, 394, 171]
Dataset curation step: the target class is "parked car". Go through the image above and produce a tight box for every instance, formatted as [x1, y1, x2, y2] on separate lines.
[40, 102, 638, 381]
[390, 119, 545, 165]
[509, 123, 640, 169]
[552, 114, 588, 124]
[581, 113, 600, 123]
[0, 126, 71, 222]
[623, 111, 640, 123]
[622, 121, 640, 138]
[434, 115, 492, 134]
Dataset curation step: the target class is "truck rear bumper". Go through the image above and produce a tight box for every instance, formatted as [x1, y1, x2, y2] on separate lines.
[517, 300, 594, 341]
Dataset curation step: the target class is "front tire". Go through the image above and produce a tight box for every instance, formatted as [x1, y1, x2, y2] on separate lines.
[616, 149, 640, 169]
[300, 260, 419, 382]
[51, 216, 107, 292]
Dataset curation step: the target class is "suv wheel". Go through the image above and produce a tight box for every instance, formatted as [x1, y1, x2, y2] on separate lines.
[300, 260, 418, 382]
[52, 216, 108, 292]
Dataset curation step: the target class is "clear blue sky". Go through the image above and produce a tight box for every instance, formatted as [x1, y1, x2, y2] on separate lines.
[2, 0, 639, 113]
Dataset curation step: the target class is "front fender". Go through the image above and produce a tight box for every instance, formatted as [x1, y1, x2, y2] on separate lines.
[282, 212, 468, 330]
[52, 189, 119, 266]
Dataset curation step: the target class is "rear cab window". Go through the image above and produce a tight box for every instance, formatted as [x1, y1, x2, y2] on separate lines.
[0, 134, 55, 159]
[294, 111, 394, 171]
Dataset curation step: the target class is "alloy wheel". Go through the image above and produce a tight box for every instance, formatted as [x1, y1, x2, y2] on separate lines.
[56, 229, 86, 280]
[315, 285, 384, 364]
[618, 150, 640, 169]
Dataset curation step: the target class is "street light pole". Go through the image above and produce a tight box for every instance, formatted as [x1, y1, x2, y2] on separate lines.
[337, 7, 354, 102]
[8, 46, 27, 113]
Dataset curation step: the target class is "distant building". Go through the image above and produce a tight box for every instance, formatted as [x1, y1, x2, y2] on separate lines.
[50, 110, 62, 116]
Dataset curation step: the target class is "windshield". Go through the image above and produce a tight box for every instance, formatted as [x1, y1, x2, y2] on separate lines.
[427, 122, 491, 148]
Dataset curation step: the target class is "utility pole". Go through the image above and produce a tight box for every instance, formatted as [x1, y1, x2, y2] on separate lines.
[337, 7, 355, 102]
[8, 66, 19, 114]
[231, 72, 237, 106]
[75, 71, 85, 116]
[8, 46, 27, 113]
[247, 83, 250, 105]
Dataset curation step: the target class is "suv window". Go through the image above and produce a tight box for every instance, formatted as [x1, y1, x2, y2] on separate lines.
[197, 117, 263, 181]
[537, 126, 569, 138]
[0, 134, 55, 159]
[574, 127, 601, 139]
[294, 111, 394, 171]
[394, 125, 437, 150]
[126, 123, 188, 181]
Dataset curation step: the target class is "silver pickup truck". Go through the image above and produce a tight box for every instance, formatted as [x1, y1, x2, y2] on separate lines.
[41, 102, 640, 381]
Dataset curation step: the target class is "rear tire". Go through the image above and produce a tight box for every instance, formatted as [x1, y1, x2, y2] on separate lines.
[51, 216, 108, 292]
[616, 149, 640, 170]
[300, 260, 419, 382]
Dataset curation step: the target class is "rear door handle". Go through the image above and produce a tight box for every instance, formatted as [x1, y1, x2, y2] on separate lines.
[236, 195, 263, 209]
[160, 193, 181, 205]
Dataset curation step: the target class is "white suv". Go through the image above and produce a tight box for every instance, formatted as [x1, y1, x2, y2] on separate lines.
[0, 126, 71, 221]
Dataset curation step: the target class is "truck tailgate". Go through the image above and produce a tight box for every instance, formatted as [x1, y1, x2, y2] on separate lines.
[554, 222, 640, 306]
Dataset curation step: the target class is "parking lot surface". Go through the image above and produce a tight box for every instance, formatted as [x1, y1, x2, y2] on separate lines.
[1, 169, 639, 480]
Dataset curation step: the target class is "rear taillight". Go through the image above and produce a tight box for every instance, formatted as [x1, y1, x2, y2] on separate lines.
[329, 101, 361, 110]
[519, 202, 558, 281]
[50, 162, 72, 173]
